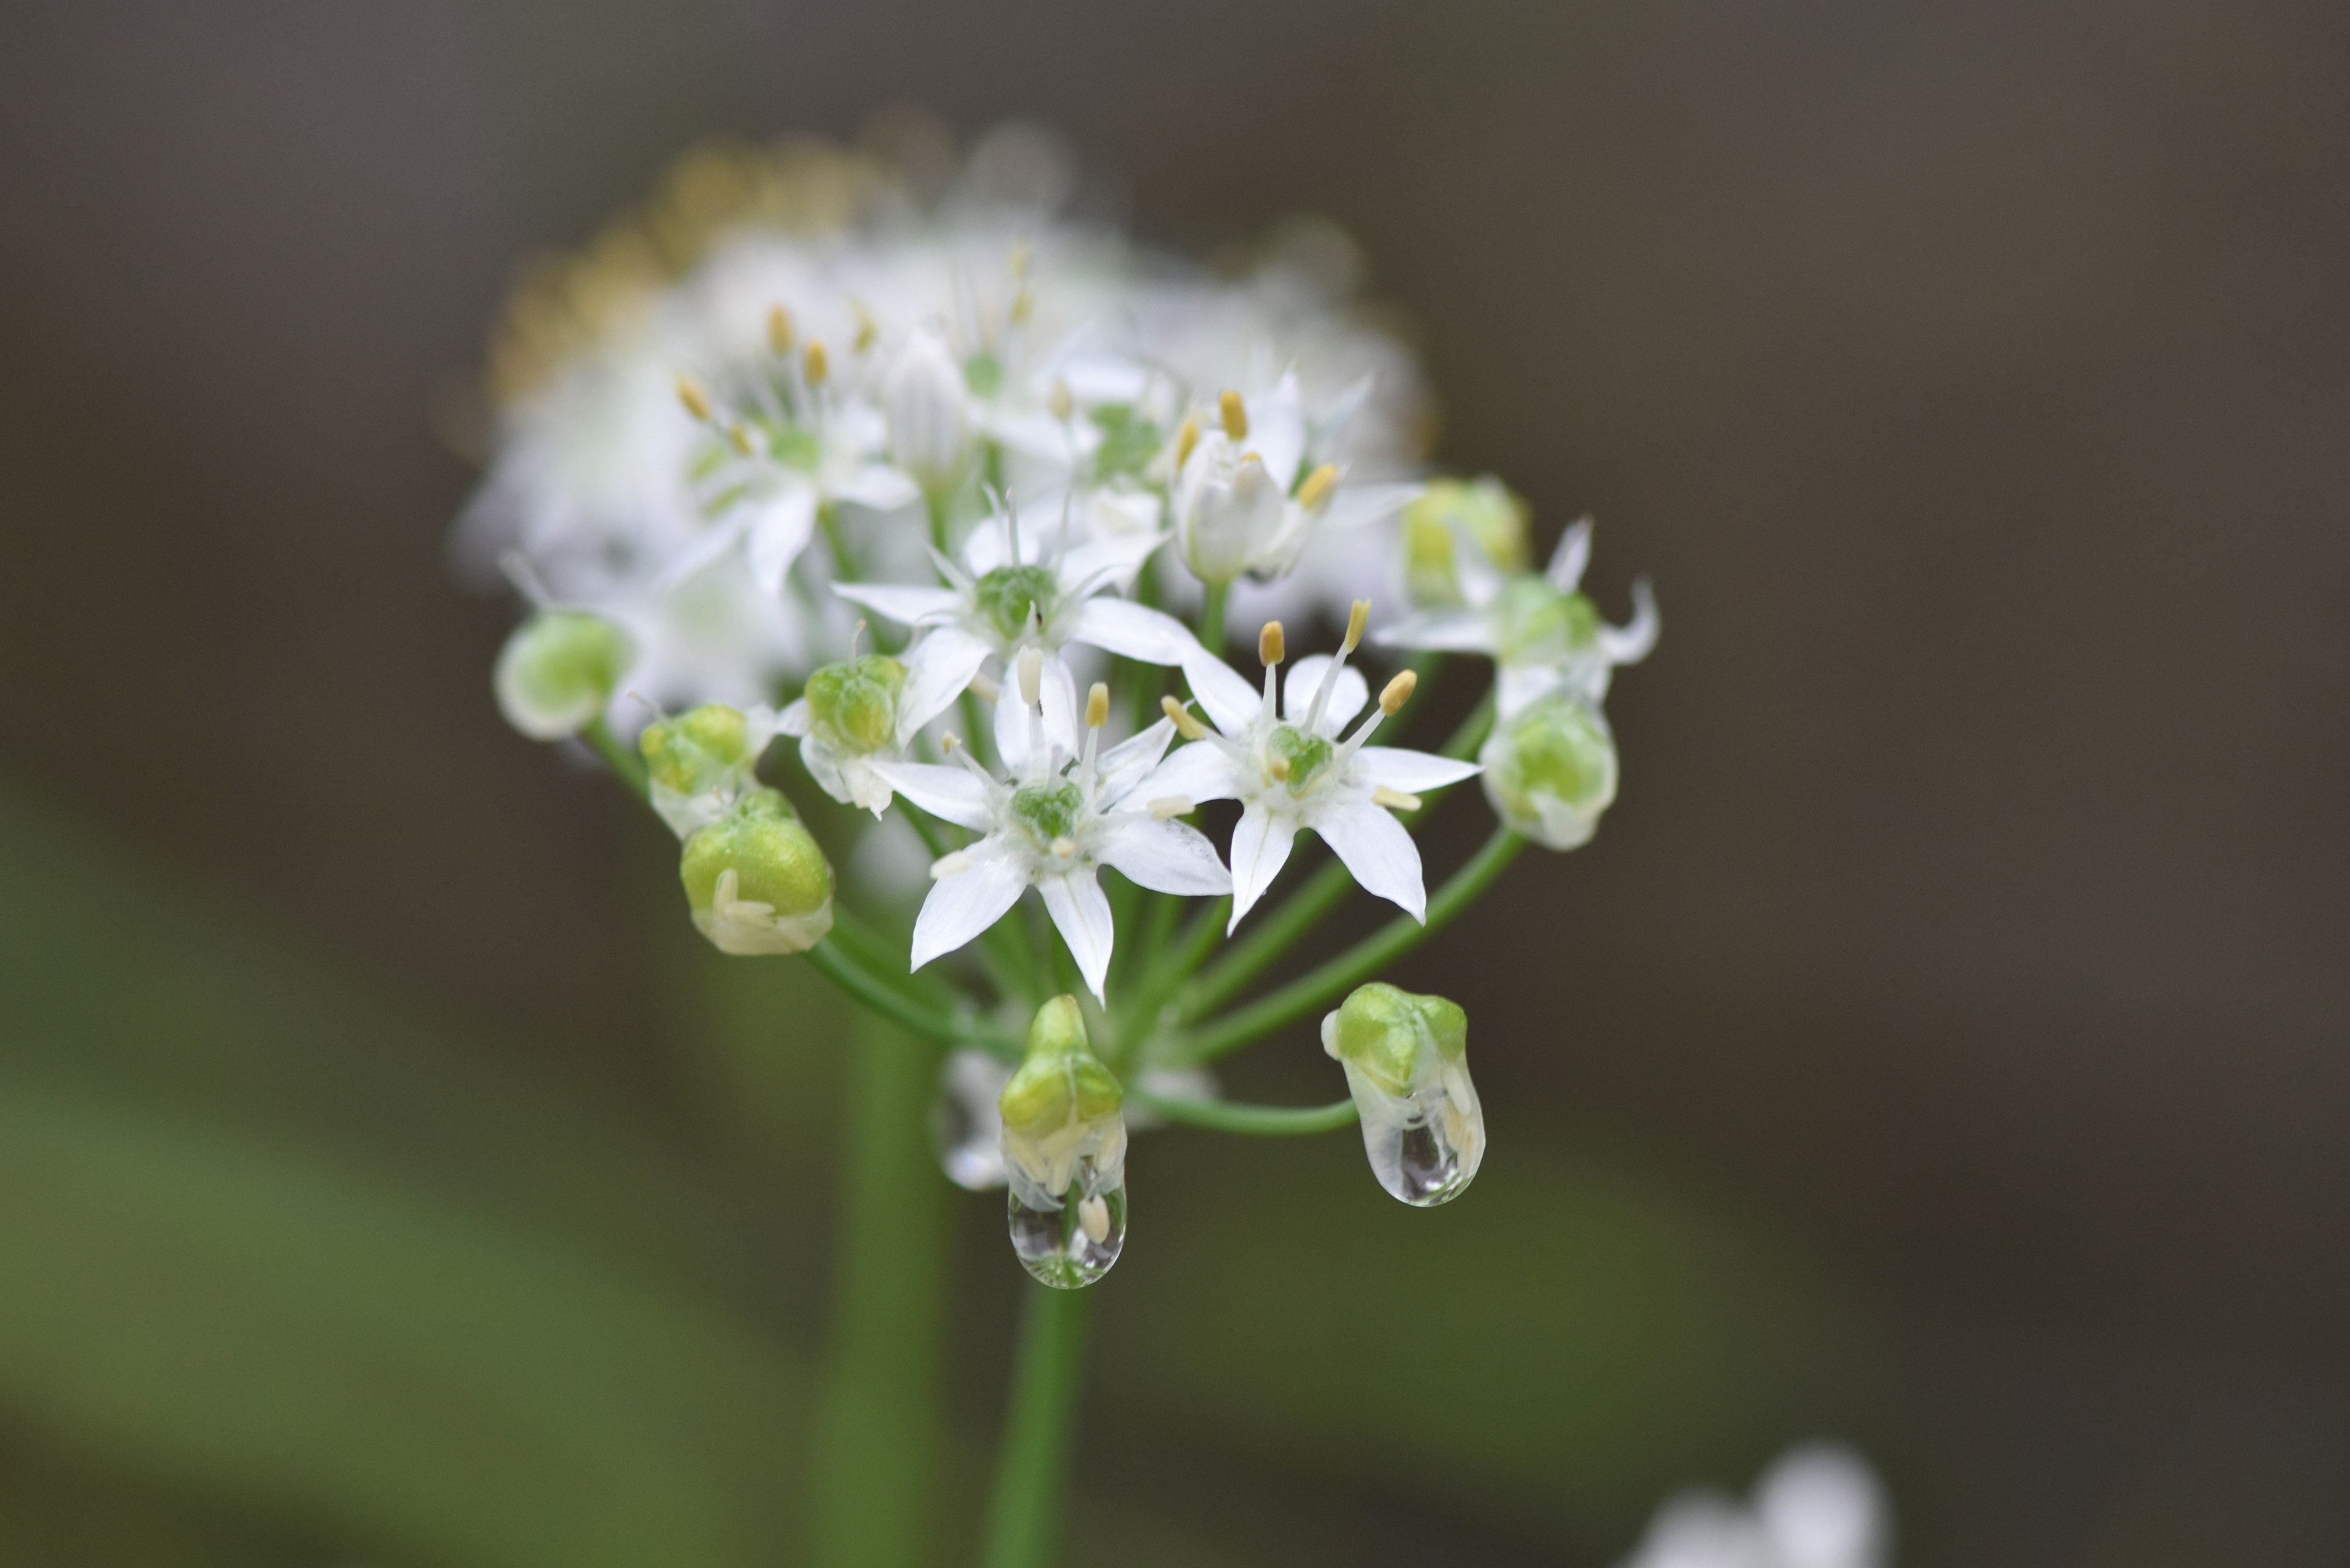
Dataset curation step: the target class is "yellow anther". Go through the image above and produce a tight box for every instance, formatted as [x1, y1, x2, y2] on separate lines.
[1373, 786, 1423, 812]
[1149, 796, 1195, 821]
[802, 341, 829, 386]
[675, 375, 714, 422]
[1050, 836, 1077, 859]
[851, 301, 878, 353]
[930, 851, 973, 879]
[766, 304, 794, 355]
[1269, 755, 1292, 782]
[1219, 389, 1248, 441]
[1379, 670, 1418, 715]
[1296, 463, 1339, 510]
[1174, 416, 1201, 471]
[966, 671, 1001, 703]
[1017, 647, 1044, 707]
[726, 422, 755, 457]
[1010, 242, 1032, 278]
[942, 733, 962, 753]
[1085, 682, 1110, 730]
[1010, 288, 1034, 326]
[1259, 621, 1286, 668]
[1343, 599, 1371, 654]
[1161, 695, 1208, 741]
[1049, 378, 1074, 422]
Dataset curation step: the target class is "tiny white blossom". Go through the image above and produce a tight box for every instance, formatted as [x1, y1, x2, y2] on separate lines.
[1136, 605, 1480, 931]
[873, 657, 1231, 1001]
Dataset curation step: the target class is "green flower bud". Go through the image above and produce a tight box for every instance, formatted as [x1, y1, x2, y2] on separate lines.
[999, 996, 1128, 1287]
[1322, 982, 1483, 1206]
[1490, 577, 1602, 666]
[1479, 695, 1618, 851]
[1403, 477, 1531, 608]
[493, 611, 635, 740]
[801, 655, 906, 756]
[640, 703, 778, 838]
[678, 789, 834, 955]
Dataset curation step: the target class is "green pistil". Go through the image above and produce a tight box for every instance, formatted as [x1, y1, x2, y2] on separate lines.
[1265, 725, 1335, 797]
[1493, 578, 1601, 665]
[974, 565, 1059, 643]
[1012, 782, 1084, 848]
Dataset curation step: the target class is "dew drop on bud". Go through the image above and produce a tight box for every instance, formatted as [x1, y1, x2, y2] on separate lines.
[1007, 1177, 1126, 1289]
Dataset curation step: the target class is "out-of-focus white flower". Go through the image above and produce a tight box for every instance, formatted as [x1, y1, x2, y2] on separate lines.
[1140, 607, 1479, 930]
[1617, 1444, 1892, 1568]
[883, 324, 975, 493]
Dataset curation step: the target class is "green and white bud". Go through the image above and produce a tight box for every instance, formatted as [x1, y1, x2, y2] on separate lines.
[493, 610, 636, 740]
[782, 655, 908, 813]
[1479, 695, 1618, 851]
[1403, 476, 1531, 608]
[639, 703, 781, 839]
[999, 995, 1127, 1287]
[1322, 982, 1483, 1207]
[677, 788, 833, 955]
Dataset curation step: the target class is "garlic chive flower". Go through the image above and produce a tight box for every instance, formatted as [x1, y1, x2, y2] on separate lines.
[835, 498, 1197, 733]
[1141, 602, 1482, 930]
[777, 643, 950, 816]
[872, 655, 1230, 1001]
[493, 608, 636, 739]
[1321, 982, 1483, 1206]
[1378, 517, 1659, 719]
[1481, 694, 1619, 851]
[638, 701, 784, 838]
[678, 788, 834, 955]
[999, 995, 1128, 1288]
[1401, 475, 1532, 609]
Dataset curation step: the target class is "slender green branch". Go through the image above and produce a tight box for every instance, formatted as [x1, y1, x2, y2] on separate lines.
[1130, 1088, 1360, 1136]
[806, 938, 1011, 1053]
[583, 717, 648, 800]
[828, 902, 962, 1012]
[980, 1284, 1092, 1568]
[1173, 827, 1527, 1066]
[1117, 895, 1229, 1049]
[1199, 581, 1228, 656]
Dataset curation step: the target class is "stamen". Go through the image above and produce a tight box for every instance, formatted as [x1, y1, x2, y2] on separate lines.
[767, 305, 794, 355]
[1174, 416, 1200, 471]
[850, 619, 868, 657]
[1259, 621, 1286, 668]
[675, 375, 714, 422]
[968, 670, 1001, 703]
[1049, 378, 1074, 422]
[1017, 648, 1045, 709]
[941, 733, 961, 753]
[851, 301, 877, 353]
[1160, 695, 1208, 741]
[1010, 288, 1034, 326]
[1085, 682, 1110, 730]
[1219, 389, 1248, 441]
[1269, 755, 1292, 782]
[1297, 463, 1339, 510]
[1373, 786, 1423, 812]
[714, 868, 740, 906]
[802, 342, 829, 386]
[1149, 796, 1195, 820]
[726, 422, 755, 457]
[1343, 599, 1370, 654]
[930, 851, 974, 879]
[1306, 599, 1373, 734]
[1379, 670, 1417, 714]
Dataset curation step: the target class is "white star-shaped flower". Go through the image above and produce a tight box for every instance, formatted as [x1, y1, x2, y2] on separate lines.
[1376, 518, 1658, 718]
[871, 653, 1232, 1001]
[1136, 604, 1482, 932]
[835, 500, 1198, 739]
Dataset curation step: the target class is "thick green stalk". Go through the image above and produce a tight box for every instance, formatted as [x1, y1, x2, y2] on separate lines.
[808, 1013, 949, 1568]
[1130, 1088, 1359, 1135]
[1174, 827, 1527, 1065]
[582, 717, 649, 800]
[1199, 581, 1228, 657]
[980, 1284, 1093, 1568]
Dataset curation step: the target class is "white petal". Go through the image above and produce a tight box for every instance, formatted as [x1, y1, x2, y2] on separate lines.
[898, 626, 994, 739]
[1226, 805, 1297, 931]
[1095, 717, 1176, 807]
[911, 849, 1028, 970]
[1373, 608, 1497, 655]
[1318, 480, 1420, 532]
[832, 464, 923, 513]
[996, 653, 1081, 775]
[866, 761, 995, 830]
[1601, 577, 1660, 666]
[1178, 646, 1264, 737]
[746, 485, 819, 595]
[1058, 531, 1166, 596]
[1282, 655, 1368, 736]
[835, 581, 961, 627]
[1546, 517, 1594, 592]
[1496, 662, 1570, 721]
[652, 514, 747, 590]
[778, 696, 811, 737]
[1065, 597, 1197, 665]
[1310, 793, 1427, 923]
[1131, 741, 1244, 808]
[991, 409, 1091, 468]
[1349, 745, 1483, 794]
[1251, 373, 1308, 490]
[959, 509, 1026, 577]
[1039, 869, 1114, 1001]
[1100, 818, 1231, 896]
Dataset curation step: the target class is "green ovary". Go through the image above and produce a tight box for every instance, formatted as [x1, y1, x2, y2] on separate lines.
[1011, 782, 1084, 848]
[1492, 578, 1600, 665]
[973, 565, 1058, 643]
[803, 655, 906, 753]
[1264, 725, 1335, 796]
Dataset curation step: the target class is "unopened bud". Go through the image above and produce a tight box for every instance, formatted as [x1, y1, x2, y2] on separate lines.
[679, 790, 834, 955]
[1479, 695, 1618, 850]
[999, 996, 1128, 1288]
[884, 327, 971, 490]
[639, 702, 779, 838]
[1321, 982, 1482, 1206]
[1403, 477, 1534, 608]
[493, 610, 635, 741]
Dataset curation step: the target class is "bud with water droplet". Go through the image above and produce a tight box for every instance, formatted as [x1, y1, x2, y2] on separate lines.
[883, 326, 972, 494]
[678, 788, 834, 955]
[1479, 694, 1618, 851]
[1402, 476, 1531, 608]
[781, 654, 907, 814]
[1322, 982, 1483, 1206]
[493, 610, 636, 740]
[999, 995, 1127, 1287]
[638, 703, 780, 838]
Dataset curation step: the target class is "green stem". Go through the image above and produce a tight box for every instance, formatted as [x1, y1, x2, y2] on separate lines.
[1199, 581, 1228, 657]
[1173, 828, 1527, 1066]
[979, 1284, 1092, 1568]
[805, 938, 1010, 1053]
[808, 1013, 947, 1568]
[1117, 896, 1229, 1050]
[1130, 1088, 1360, 1135]
[583, 717, 648, 800]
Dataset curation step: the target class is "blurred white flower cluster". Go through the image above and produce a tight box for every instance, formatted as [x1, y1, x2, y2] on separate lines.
[1617, 1444, 1892, 1568]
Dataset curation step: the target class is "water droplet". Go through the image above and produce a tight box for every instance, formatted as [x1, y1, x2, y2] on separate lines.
[931, 1048, 1012, 1190]
[1354, 1060, 1483, 1207]
[1007, 1175, 1125, 1288]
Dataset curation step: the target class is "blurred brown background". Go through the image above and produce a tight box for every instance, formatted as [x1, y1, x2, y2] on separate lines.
[0, 2, 2344, 1564]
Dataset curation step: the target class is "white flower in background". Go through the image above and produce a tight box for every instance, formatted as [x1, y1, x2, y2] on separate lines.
[1140, 605, 1480, 930]
[492, 606, 637, 740]
[882, 324, 975, 495]
[873, 655, 1231, 1001]
[1480, 693, 1621, 851]
[933, 1047, 1015, 1190]
[1616, 1444, 1892, 1568]
[1378, 517, 1659, 719]
[835, 501, 1196, 733]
